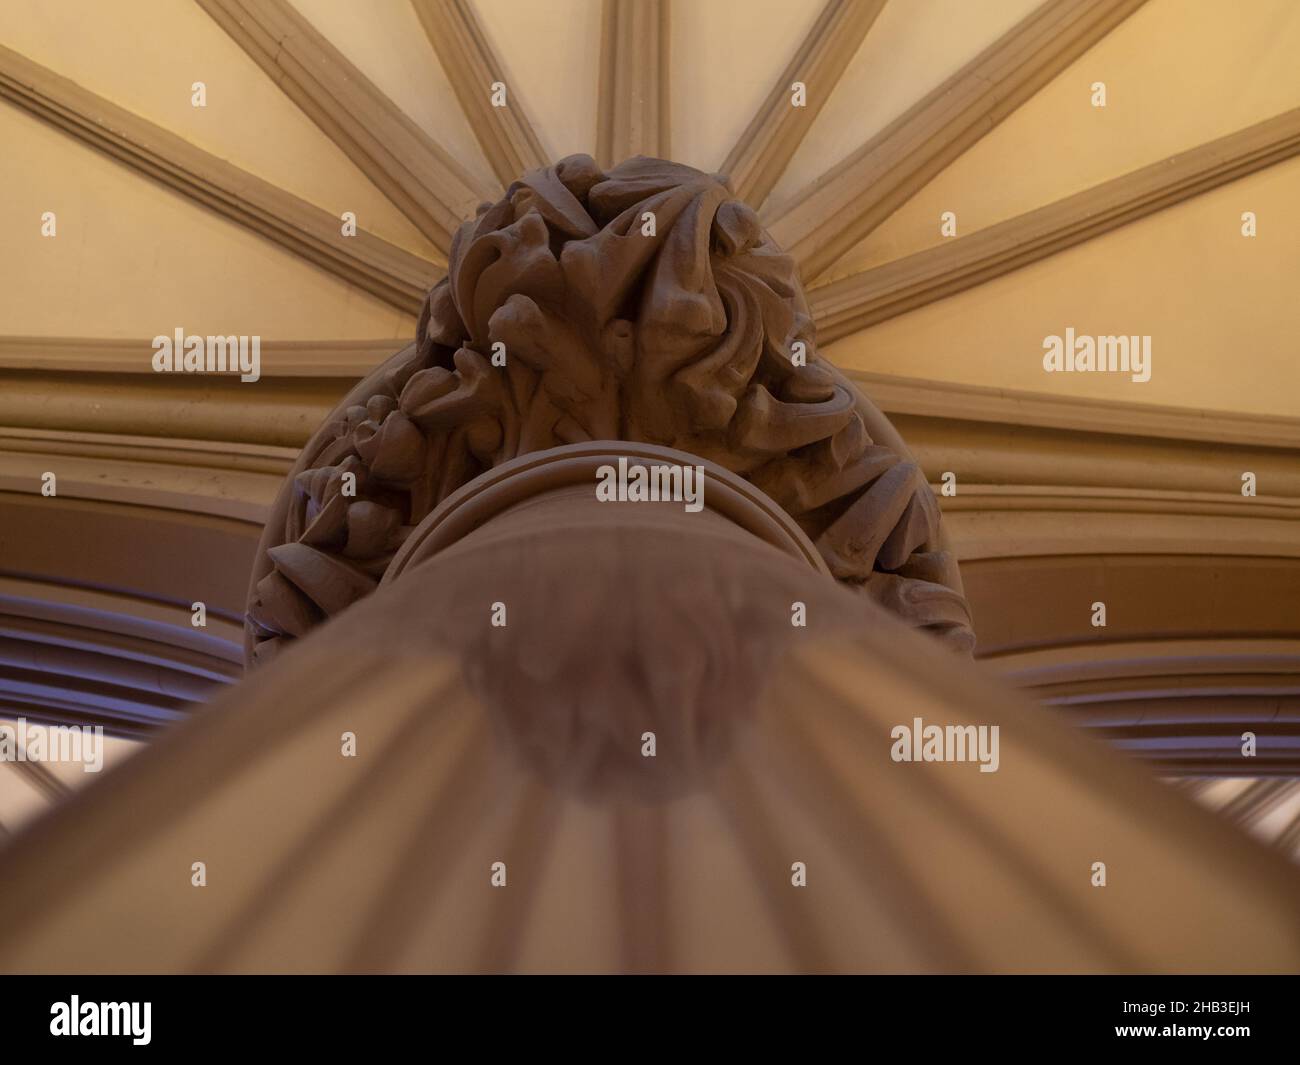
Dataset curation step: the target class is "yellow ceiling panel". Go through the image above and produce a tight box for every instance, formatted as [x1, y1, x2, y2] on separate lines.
[0, 104, 418, 340]
[0, 0, 438, 258]
[830, 0, 1300, 279]
[288, 0, 498, 191]
[669, 0, 825, 174]
[765, 0, 1044, 214]
[473, 0, 603, 161]
[825, 154, 1300, 418]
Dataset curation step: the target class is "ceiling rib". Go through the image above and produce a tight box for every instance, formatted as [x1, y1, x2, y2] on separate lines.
[0, 577, 245, 675]
[720, 0, 887, 209]
[0, 44, 435, 316]
[763, 0, 1150, 283]
[810, 106, 1300, 342]
[597, 0, 670, 168]
[409, 0, 549, 184]
[0, 623, 228, 700]
[1278, 811, 1300, 855]
[1218, 779, 1293, 822]
[197, 0, 495, 256]
[1194, 780, 1300, 861]
[7, 746, 70, 802]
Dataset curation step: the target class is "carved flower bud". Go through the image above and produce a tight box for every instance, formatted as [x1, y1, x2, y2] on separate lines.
[249, 636, 282, 666]
[383, 349, 423, 397]
[780, 360, 836, 403]
[295, 464, 334, 509]
[400, 366, 457, 418]
[249, 569, 321, 638]
[351, 420, 380, 459]
[367, 411, 426, 483]
[300, 492, 349, 549]
[713, 199, 764, 255]
[343, 501, 401, 559]
[555, 153, 603, 201]
[323, 456, 366, 505]
[366, 394, 397, 422]
[314, 433, 358, 471]
[601, 318, 635, 378]
[466, 417, 503, 462]
[423, 280, 465, 349]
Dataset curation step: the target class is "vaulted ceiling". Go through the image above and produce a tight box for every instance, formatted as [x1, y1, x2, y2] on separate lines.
[0, 0, 1297, 842]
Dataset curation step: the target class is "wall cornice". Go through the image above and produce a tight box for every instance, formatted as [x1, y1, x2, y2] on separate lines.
[843, 368, 1300, 451]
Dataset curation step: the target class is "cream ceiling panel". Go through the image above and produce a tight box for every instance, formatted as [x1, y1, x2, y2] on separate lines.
[288, 0, 498, 190]
[39, 732, 142, 789]
[474, 0, 602, 162]
[824, 155, 1300, 418]
[0, 105, 417, 340]
[0, 0, 438, 257]
[765, 0, 1044, 214]
[0, 762, 47, 835]
[830, 0, 1300, 279]
[0, 720, 141, 832]
[669, 0, 825, 174]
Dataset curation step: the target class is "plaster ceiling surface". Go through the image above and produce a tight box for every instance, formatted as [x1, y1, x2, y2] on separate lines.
[0, 103, 417, 339]
[0, 0, 439, 259]
[471, 0, 604, 162]
[0, 720, 142, 836]
[763, 0, 1046, 211]
[828, 0, 1300, 277]
[288, 0, 499, 188]
[668, 0, 827, 173]
[827, 154, 1300, 417]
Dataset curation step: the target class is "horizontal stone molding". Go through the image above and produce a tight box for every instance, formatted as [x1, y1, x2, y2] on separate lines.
[965, 553, 1300, 657]
[0, 428, 288, 524]
[847, 368, 1300, 451]
[0, 575, 243, 735]
[0, 336, 400, 379]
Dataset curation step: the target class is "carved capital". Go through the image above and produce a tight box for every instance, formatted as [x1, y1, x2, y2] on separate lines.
[246, 155, 974, 664]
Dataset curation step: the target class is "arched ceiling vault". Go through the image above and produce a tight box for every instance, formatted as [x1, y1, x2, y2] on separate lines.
[0, 1, 1298, 828]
